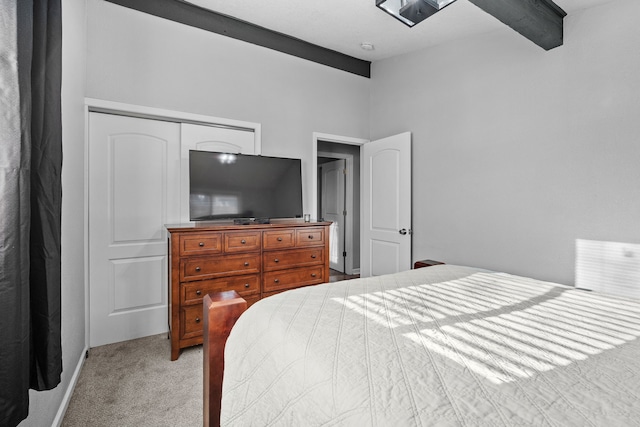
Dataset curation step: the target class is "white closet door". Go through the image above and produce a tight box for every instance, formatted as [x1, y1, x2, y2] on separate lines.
[88, 113, 181, 347]
[180, 123, 257, 222]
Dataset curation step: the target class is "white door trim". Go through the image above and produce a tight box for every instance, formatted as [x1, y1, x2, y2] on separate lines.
[83, 98, 262, 348]
[312, 132, 368, 275]
[85, 98, 262, 149]
[311, 132, 368, 221]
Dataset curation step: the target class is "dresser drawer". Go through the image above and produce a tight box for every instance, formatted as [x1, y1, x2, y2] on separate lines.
[224, 231, 261, 253]
[181, 274, 260, 305]
[263, 265, 325, 292]
[181, 253, 261, 281]
[181, 293, 260, 340]
[263, 247, 324, 271]
[295, 227, 325, 247]
[181, 304, 205, 339]
[263, 229, 295, 250]
[179, 232, 223, 256]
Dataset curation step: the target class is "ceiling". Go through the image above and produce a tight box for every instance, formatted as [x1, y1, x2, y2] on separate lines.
[182, 0, 616, 62]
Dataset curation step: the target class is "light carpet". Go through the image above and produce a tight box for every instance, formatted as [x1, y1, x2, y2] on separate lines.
[62, 334, 202, 426]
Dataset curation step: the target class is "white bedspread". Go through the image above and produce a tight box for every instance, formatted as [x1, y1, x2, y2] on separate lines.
[221, 265, 640, 426]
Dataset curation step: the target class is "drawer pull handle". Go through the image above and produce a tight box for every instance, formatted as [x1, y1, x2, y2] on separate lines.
[199, 242, 204, 247]
[244, 262, 250, 267]
[195, 266, 201, 272]
[195, 317, 201, 323]
[308, 235, 314, 239]
[274, 258, 279, 263]
[244, 283, 250, 288]
[274, 279, 280, 283]
[196, 290, 202, 296]
[311, 273, 317, 278]
[277, 237, 283, 242]
[241, 239, 246, 244]
[311, 254, 317, 259]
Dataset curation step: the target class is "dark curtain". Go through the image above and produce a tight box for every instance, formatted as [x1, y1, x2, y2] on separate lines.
[0, 0, 63, 426]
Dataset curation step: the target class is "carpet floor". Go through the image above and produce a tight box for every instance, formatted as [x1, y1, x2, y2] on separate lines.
[62, 334, 202, 427]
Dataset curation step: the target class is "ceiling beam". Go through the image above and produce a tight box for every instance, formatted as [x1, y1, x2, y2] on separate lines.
[468, 0, 567, 50]
[104, 0, 371, 78]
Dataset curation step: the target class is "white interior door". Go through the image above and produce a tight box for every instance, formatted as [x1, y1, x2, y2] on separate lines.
[180, 123, 257, 222]
[320, 159, 346, 272]
[89, 113, 181, 347]
[361, 132, 412, 277]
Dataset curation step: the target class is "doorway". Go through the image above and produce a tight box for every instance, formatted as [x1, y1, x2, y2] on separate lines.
[315, 139, 362, 275]
[311, 131, 412, 279]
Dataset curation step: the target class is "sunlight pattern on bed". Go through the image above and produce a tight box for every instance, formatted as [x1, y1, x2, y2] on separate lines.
[334, 272, 640, 385]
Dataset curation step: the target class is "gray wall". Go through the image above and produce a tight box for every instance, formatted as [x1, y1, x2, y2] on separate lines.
[20, 0, 88, 425]
[85, 0, 371, 214]
[370, 0, 640, 285]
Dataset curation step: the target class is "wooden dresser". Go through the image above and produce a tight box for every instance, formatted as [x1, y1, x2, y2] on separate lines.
[167, 221, 331, 360]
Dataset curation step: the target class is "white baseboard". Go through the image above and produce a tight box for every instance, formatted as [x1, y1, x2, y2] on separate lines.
[51, 346, 88, 427]
[350, 268, 360, 275]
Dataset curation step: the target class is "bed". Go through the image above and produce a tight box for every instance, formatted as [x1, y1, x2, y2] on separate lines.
[204, 264, 640, 426]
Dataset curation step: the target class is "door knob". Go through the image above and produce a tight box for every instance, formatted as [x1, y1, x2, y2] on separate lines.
[399, 229, 408, 235]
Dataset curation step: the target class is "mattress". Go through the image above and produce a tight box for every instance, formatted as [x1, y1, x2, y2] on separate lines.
[221, 265, 640, 426]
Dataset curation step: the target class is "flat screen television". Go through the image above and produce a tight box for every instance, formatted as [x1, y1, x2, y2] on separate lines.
[189, 150, 303, 222]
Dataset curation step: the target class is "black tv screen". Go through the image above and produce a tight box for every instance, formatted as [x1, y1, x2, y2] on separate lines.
[189, 150, 303, 221]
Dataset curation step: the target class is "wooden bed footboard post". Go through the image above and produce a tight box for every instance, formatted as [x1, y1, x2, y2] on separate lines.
[203, 291, 247, 427]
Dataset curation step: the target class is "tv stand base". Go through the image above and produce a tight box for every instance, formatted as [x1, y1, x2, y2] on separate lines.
[233, 218, 271, 225]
